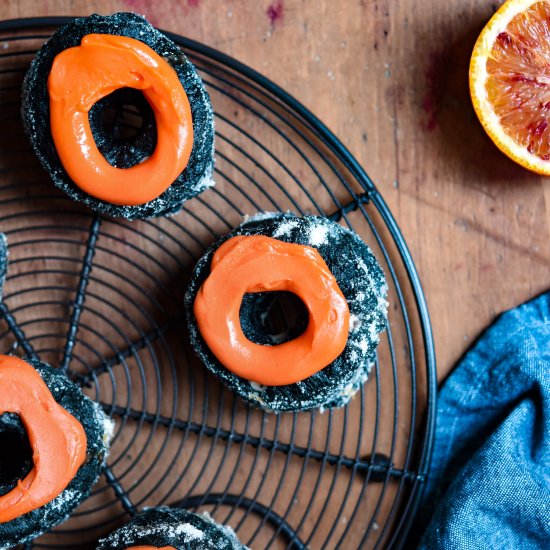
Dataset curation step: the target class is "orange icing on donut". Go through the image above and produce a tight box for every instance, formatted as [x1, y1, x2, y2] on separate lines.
[0, 355, 87, 523]
[194, 235, 350, 386]
[48, 34, 193, 206]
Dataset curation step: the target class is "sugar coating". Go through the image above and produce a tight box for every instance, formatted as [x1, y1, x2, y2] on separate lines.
[21, 12, 215, 220]
[272, 218, 300, 238]
[0, 361, 112, 549]
[97, 507, 247, 549]
[244, 210, 283, 223]
[308, 224, 329, 246]
[101, 413, 116, 446]
[109, 522, 204, 544]
[185, 212, 388, 413]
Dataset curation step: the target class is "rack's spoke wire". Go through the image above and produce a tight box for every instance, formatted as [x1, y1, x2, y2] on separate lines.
[102, 464, 137, 516]
[327, 192, 371, 222]
[77, 316, 180, 387]
[0, 300, 38, 361]
[100, 402, 423, 482]
[60, 214, 101, 372]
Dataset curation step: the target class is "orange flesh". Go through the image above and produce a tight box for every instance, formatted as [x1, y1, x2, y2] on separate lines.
[194, 235, 350, 386]
[48, 34, 193, 206]
[487, 1, 550, 160]
[0, 355, 87, 523]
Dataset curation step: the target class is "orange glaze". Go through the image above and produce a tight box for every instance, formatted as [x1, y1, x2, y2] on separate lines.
[48, 34, 193, 206]
[0, 355, 87, 523]
[194, 235, 350, 386]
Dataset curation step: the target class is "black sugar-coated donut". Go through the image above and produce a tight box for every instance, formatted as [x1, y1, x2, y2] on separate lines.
[21, 12, 215, 220]
[185, 213, 388, 413]
[0, 360, 113, 548]
[96, 507, 246, 549]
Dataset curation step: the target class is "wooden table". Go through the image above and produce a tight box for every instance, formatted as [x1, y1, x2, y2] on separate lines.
[0, 0, 548, 547]
[4, 0, 546, 381]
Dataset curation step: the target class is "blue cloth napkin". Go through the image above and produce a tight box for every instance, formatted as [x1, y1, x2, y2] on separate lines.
[418, 291, 550, 549]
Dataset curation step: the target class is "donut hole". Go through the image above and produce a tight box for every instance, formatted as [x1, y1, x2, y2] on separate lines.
[88, 87, 157, 168]
[99, 94, 144, 140]
[240, 291, 309, 345]
[0, 413, 33, 496]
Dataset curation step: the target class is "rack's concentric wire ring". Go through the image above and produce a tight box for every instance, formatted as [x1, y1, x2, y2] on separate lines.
[0, 17, 436, 549]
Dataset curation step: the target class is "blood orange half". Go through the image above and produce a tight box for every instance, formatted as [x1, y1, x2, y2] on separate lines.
[470, 0, 550, 174]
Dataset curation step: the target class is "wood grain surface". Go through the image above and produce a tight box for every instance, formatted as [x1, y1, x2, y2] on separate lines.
[0, 0, 548, 548]
[3, 0, 546, 381]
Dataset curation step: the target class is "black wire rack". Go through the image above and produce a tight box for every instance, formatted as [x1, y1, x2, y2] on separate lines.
[0, 17, 436, 550]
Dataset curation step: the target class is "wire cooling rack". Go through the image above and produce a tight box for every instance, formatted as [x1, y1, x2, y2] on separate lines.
[0, 17, 436, 549]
